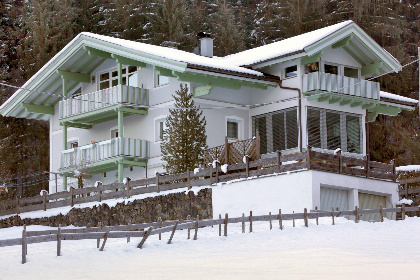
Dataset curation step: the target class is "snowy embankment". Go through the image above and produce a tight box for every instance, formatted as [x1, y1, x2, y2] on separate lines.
[1, 217, 420, 280]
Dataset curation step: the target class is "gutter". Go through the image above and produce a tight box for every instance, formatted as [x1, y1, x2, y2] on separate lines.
[279, 80, 303, 153]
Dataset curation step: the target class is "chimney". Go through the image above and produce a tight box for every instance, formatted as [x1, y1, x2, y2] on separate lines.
[197, 32, 213, 58]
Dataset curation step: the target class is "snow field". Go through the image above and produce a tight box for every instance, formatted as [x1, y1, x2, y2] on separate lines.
[1, 216, 420, 279]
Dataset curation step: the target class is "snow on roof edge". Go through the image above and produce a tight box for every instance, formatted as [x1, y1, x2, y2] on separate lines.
[380, 91, 418, 105]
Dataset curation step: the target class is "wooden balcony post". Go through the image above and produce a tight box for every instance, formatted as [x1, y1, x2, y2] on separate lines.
[391, 159, 396, 182]
[225, 136, 229, 164]
[276, 150, 282, 173]
[337, 150, 342, 173]
[256, 130, 261, 160]
[365, 154, 370, 178]
[307, 145, 312, 169]
[246, 156, 250, 178]
[215, 162, 219, 183]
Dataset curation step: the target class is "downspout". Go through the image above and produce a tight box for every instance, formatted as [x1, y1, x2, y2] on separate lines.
[279, 80, 303, 152]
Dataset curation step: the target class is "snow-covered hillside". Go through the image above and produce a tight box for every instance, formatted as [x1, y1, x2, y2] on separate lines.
[1, 217, 420, 279]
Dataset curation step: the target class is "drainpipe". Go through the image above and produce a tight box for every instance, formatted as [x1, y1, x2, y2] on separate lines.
[279, 80, 303, 152]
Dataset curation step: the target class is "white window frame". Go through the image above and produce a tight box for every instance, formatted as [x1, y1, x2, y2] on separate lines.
[321, 61, 360, 79]
[154, 115, 168, 142]
[96, 66, 138, 90]
[225, 116, 244, 141]
[284, 65, 298, 79]
[110, 127, 119, 138]
[155, 71, 170, 87]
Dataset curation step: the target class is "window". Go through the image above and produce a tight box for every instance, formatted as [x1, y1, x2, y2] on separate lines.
[324, 63, 339, 75]
[252, 107, 299, 154]
[227, 121, 239, 139]
[157, 75, 169, 86]
[98, 66, 138, 90]
[285, 65, 298, 78]
[344, 67, 359, 78]
[155, 117, 167, 142]
[307, 107, 362, 154]
[111, 129, 119, 138]
[71, 87, 82, 98]
[305, 62, 319, 74]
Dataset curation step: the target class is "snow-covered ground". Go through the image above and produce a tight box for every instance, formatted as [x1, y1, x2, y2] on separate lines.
[1, 217, 420, 279]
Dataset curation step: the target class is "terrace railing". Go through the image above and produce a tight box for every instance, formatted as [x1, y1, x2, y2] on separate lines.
[61, 137, 149, 169]
[59, 85, 148, 119]
[302, 72, 380, 100]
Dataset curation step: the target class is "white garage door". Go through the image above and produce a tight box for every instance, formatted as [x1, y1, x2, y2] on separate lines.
[358, 192, 387, 222]
[320, 187, 349, 211]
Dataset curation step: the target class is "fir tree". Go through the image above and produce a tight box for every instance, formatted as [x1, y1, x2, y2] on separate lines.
[161, 84, 207, 174]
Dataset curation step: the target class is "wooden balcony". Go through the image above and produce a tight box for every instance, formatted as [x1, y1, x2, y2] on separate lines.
[59, 85, 148, 127]
[60, 137, 149, 175]
[303, 72, 380, 106]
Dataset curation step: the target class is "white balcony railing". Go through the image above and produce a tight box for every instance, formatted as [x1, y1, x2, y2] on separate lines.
[61, 137, 149, 169]
[59, 85, 148, 119]
[302, 72, 380, 100]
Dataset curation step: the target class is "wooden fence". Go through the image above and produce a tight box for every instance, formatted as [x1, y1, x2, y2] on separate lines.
[204, 134, 260, 166]
[398, 176, 420, 213]
[0, 204, 418, 264]
[0, 147, 395, 216]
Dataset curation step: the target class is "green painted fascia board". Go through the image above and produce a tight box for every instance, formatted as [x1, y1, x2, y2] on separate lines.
[84, 46, 113, 59]
[339, 99, 352, 106]
[318, 95, 332, 102]
[371, 104, 402, 116]
[305, 25, 354, 52]
[361, 103, 376, 109]
[22, 103, 54, 115]
[119, 159, 147, 167]
[368, 111, 379, 122]
[154, 66, 177, 77]
[59, 104, 121, 122]
[328, 97, 342, 104]
[361, 61, 384, 76]
[301, 50, 324, 65]
[193, 86, 213, 97]
[57, 70, 90, 83]
[119, 107, 148, 115]
[111, 54, 146, 68]
[60, 121, 92, 129]
[332, 34, 354, 49]
[350, 101, 363, 107]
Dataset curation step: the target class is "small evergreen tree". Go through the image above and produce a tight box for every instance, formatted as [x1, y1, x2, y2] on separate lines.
[161, 84, 207, 174]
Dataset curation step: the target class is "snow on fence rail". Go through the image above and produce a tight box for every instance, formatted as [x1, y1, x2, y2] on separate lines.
[0, 205, 418, 264]
[0, 147, 396, 216]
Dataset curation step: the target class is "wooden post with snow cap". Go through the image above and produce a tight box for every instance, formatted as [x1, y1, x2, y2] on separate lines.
[337, 150, 342, 173]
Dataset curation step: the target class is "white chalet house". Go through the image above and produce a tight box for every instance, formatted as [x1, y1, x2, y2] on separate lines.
[1, 21, 417, 218]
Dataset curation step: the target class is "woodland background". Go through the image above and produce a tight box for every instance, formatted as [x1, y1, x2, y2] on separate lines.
[0, 0, 418, 193]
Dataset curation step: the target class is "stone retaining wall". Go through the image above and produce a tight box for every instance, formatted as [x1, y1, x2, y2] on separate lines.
[0, 189, 212, 228]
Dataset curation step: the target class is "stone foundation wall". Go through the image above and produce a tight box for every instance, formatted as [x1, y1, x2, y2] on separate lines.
[0, 189, 212, 228]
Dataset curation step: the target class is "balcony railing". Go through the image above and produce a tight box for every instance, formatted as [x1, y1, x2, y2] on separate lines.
[61, 137, 149, 170]
[59, 85, 148, 119]
[302, 72, 380, 100]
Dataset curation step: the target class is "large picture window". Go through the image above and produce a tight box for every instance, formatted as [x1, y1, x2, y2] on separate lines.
[307, 107, 362, 154]
[252, 107, 298, 154]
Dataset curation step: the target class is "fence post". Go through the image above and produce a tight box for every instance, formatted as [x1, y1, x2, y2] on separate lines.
[21, 226, 26, 264]
[209, 165, 213, 185]
[156, 173, 160, 193]
[97, 222, 101, 248]
[187, 168, 191, 190]
[242, 213, 245, 233]
[57, 224, 61, 257]
[70, 187, 74, 207]
[365, 154, 370, 178]
[391, 159, 396, 182]
[307, 145, 312, 169]
[246, 156, 250, 178]
[43, 191, 47, 211]
[315, 206, 319, 225]
[379, 204, 384, 222]
[127, 222, 131, 243]
[97, 182, 102, 202]
[354, 206, 359, 223]
[55, 173, 58, 195]
[293, 211, 295, 227]
[138, 227, 153, 248]
[277, 151, 282, 173]
[193, 215, 199, 240]
[218, 214, 221, 236]
[404, 181, 408, 198]
[304, 208, 308, 227]
[100, 227, 111, 251]
[126, 179, 131, 199]
[279, 209, 283, 230]
[215, 162, 219, 183]
[331, 207, 335, 225]
[256, 130, 261, 160]
[249, 211, 253, 233]
[269, 212, 272, 230]
[224, 213, 228, 237]
[225, 136, 229, 164]
[16, 196, 20, 215]
[402, 204, 406, 220]
[167, 221, 179, 245]
[24, 224, 27, 255]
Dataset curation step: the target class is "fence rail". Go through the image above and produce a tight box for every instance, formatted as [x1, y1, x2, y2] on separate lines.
[0, 148, 395, 216]
[59, 85, 148, 119]
[1, 205, 418, 264]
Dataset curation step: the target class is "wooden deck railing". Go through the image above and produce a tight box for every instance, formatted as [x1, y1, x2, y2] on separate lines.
[1, 204, 418, 264]
[0, 147, 395, 216]
[204, 133, 260, 166]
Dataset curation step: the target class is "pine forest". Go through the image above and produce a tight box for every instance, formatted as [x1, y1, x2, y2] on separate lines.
[0, 0, 419, 195]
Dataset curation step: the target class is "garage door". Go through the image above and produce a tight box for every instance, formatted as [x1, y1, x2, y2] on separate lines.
[358, 192, 386, 222]
[320, 187, 349, 211]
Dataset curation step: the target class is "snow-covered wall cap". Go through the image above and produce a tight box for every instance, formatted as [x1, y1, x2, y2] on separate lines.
[380, 91, 418, 104]
[222, 21, 353, 67]
[396, 165, 420, 172]
[80, 33, 264, 77]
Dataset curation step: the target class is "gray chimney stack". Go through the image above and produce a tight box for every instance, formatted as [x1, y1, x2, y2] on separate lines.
[197, 32, 213, 58]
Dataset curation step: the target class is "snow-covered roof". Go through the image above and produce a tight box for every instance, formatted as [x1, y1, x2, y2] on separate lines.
[81, 33, 264, 77]
[380, 91, 418, 105]
[223, 21, 353, 67]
